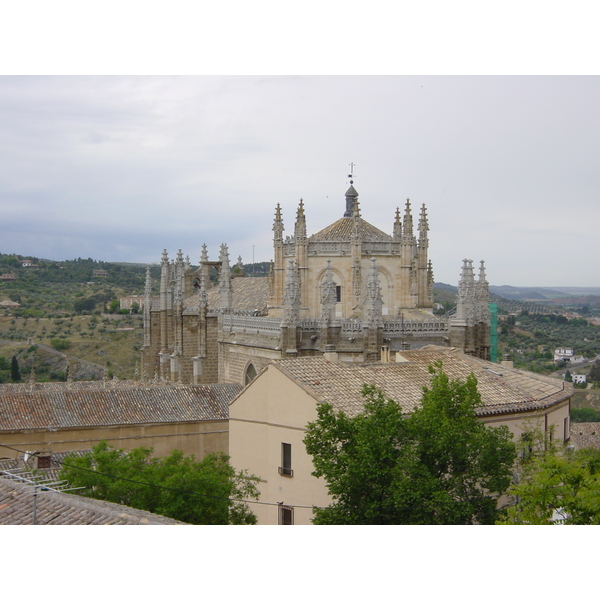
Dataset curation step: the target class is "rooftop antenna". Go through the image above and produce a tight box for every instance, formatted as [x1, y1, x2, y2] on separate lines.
[348, 162, 356, 185]
[1, 468, 84, 525]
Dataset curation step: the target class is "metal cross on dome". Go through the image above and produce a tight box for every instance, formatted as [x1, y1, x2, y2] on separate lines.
[348, 162, 356, 184]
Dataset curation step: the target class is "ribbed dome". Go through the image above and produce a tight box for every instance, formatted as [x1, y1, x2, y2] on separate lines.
[309, 217, 393, 243]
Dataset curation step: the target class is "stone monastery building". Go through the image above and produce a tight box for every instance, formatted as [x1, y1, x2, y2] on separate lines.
[142, 183, 492, 385]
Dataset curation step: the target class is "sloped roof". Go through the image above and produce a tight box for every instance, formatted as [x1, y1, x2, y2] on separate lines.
[185, 277, 270, 311]
[269, 346, 571, 418]
[569, 423, 600, 450]
[308, 217, 393, 243]
[0, 384, 241, 431]
[0, 476, 185, 524]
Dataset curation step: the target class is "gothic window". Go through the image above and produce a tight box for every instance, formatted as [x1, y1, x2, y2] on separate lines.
[335, 285, 341, 303]
[244, 363, 257, 385]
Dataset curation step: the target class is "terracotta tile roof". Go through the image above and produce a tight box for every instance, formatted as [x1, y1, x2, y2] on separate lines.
[0, 475, 185, 524]
[0, 384, 241, 431]
[569, 423, 600, 450]
[185, 277, 270, 311]
[271, 346, 571, 418]
[308, 217, 393, 243]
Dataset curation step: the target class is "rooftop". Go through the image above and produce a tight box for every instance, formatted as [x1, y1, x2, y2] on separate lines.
[308, 216, 393, 244]
[185, 276, 270, 312]
[0, 474, 185, 524]
[268, 346, 572, 418]
[0, 383, 241, 431]
[569, 423, 600, 450]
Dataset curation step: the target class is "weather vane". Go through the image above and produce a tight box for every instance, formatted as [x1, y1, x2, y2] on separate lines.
[348, 162, 356, 185]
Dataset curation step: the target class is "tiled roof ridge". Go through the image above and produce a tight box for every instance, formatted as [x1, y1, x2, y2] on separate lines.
[0, 385, 241, 431]
[268, 351, 569, 417]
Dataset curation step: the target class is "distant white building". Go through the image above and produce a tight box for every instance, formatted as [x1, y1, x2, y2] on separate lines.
[571, 374, 587, 385]
[555, 348, 574, 362]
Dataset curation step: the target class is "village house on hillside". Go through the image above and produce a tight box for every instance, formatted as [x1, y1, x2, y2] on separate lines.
[228, 346, 573, 524]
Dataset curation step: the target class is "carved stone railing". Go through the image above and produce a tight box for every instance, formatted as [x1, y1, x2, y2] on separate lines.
[222, 315, 281, 335]
[383, 319, 449, 337]
[341, 319, 363, 333]
[298, 320, 320, 331]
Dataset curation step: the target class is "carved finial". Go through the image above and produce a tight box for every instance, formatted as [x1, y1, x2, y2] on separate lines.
[403, 199, 413, 236]
[273, 203, 284, 241]
[200, 244, 208, 263]
[393, 207, 402, 239]
[161, 249, 169, 266]
[478, 260, 487, 283]
[418, 204, 428, 233]
[295, 199, 306, 240]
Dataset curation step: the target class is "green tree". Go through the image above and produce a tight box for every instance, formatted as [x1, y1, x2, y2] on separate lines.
[74, 297, 97, 313]
[10, 355, 21, 381]
[130, 302, 140, 314]
[570, 407, 600, 423]
[303, 363, 516, 524]
[59, 441, 259, 524]
[564, 370, 573, 382]
[499, 442, 600, 525]
[588, 363, 600, 383]
[108, 299, 120, 313]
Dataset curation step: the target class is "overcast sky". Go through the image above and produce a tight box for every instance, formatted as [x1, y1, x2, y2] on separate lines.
[0, 75, 597, 287]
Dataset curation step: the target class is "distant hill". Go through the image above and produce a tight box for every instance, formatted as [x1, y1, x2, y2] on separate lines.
[490, 286, 600, 301]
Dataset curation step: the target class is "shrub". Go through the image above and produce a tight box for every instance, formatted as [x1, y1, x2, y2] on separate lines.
[50, 338, 71, 351]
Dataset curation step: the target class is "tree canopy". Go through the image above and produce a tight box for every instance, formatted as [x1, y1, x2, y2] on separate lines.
[498, 432, 600, 524]
[60, 441, 260, 524]
[303, 363, 516, 525]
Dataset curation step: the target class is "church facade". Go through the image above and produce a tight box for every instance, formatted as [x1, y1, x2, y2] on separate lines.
[141, 183, 492, 385]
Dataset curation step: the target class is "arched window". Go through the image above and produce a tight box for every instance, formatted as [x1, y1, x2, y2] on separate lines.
[244, 363, 257, 385]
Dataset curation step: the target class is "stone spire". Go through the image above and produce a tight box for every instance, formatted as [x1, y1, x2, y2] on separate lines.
[198, 269, 208, 308]
[418, 203, 429, 249]
[363, 258, 383, 327]
[476, 260, 490, 320]
[273, 203, 284, 242]
[174, 250, 184, 308]
[456, 259, 476, 323]
[344, 184, 359, 218]
[200, 244, 209, 264]
[236, 256, 244, 274]
[294, 199, 306, 241]
[160, 249, 169, 310]
[143, 265, 152, 347]
[427, 259, 434, 302]
[403, 199, 414, 239]
[393, 207, 402, 240]
[218, 243, 232, 310]
[282, 259, 301, 324]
